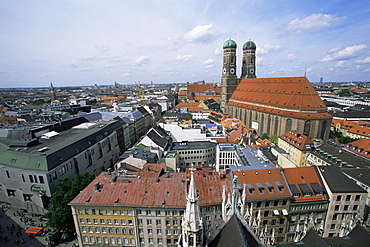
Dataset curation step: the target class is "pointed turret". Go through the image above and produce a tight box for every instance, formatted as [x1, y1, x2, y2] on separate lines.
[181, 168, 204, 247]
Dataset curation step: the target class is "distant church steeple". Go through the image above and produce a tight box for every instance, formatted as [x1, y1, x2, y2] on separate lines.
[180, 167, 203, 247]
[50, 82, 57, 100]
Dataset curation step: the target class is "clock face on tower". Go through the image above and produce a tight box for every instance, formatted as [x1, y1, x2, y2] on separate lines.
[230, 68, 235, 74]
[223, 68, 226, 74]
[250, 69, 254, 74]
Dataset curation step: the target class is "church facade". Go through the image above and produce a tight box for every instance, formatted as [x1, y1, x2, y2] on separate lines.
[221, 39, 332, 140]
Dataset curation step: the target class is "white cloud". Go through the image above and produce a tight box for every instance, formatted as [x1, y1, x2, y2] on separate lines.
[287, 13, 346, 34]
[355, 56, 370, 64]
[215, 48, 221, 56]
[135, 56, 151, 66]
[184, 23, 217, 44]
[204, 58, 215, 69]
[321, 44, 367, 62]
[176, 54, 195, 62]
[257, 43, 282, 55]
[335, 60, 346, 67]
[288, 53, 297, 60]
[122, 73, 131, 77]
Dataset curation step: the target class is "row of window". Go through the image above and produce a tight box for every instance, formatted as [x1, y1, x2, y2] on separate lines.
[179, 155, 213, 160]
[79, 217, 133, 225]
[138, 219, 180, 226]
[136, 209, 184, 216]
[82, 235, 135, 245]
[5, 171, 46, 185]
[178, 149, 214, 155]
[140, 237, 177, 245]
[290, 213, 323, 221]
[139, 228, 179, 235]
[334, 204, 359, 212]
[336, 194, 361, 202]
[248, 200, 288, 208]
[81, 226, 134, 235]
[78, 208, 132, 215]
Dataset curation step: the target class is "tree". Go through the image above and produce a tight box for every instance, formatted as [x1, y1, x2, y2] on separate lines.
[46, 172, 94, 231]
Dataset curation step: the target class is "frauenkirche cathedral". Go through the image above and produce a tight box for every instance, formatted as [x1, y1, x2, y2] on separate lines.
[221, 39, 332, 140]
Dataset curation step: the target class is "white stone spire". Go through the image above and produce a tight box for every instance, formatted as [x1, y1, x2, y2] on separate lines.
[181, 167, 203, 247]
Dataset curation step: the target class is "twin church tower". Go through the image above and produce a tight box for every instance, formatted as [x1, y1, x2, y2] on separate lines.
[221, 39, 257, 112]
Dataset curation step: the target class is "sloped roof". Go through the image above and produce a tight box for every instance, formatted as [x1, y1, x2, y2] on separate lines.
[187, 84, 216, 93]
[229, 77, 331, 119]
[209, 215, 261, 247]
[283, 167, 328, 203]
[344, 138, 370, 159]
[279, 130, 314, 151]
[69, 165, 231, 208]
[233, 168, 292, 201]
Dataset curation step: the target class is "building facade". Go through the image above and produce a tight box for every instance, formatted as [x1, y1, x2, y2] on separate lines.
[0, 118, 122, 214]
[69, 164, 231, 247]
[220, 38, 332, 139]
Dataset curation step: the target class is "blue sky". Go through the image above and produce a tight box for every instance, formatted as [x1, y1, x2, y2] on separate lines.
[1, 0, 369, 87]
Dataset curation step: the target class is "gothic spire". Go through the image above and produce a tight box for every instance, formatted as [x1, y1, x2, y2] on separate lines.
[181, 167, 203, 247]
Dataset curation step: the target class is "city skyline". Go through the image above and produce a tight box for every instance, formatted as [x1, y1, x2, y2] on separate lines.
[1, 0, 369, 88]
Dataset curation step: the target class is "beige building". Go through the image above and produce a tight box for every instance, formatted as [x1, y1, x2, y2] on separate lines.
[278, 130, 314, 167]
[69, 164, 231, 247]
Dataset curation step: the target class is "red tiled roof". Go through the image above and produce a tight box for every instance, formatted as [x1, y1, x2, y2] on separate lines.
[283, 167, 328, 203]
[194, 95, 221, 101]
[178, 90, 187, 95]
[344, 139, 370, 159]
[187, 84, 217, 93]
[279, 130, 313, 151]
[69, 164, 231, 208]
[228, 77, 331, 119]
[233, 168, 291, 201]
[347, 124, 370, 138]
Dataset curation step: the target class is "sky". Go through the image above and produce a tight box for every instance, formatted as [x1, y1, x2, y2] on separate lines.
[0, 0, 370, 88]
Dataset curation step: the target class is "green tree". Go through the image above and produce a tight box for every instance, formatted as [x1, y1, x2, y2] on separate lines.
[337, 89, 351, 97]
[46, 172, 94, 231]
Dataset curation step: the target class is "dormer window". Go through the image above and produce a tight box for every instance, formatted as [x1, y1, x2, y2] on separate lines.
[299, 184, 312, 197]
[265, 182, 274, 193]
[246, 183, 255, 195]
[256, 183, 264, 194]
[289, 184, 300, 197]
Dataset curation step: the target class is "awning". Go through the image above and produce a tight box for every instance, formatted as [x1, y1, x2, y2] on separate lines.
[25, 226, 43, 235]
[273, 210, 280, 215]
[282, 209, 289, 215]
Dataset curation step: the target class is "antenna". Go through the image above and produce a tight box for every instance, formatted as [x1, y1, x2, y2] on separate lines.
[304, 66, 307, 77]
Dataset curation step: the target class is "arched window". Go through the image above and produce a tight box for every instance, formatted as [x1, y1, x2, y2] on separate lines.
[249, 111, 252, 128]
[320, 120, 327, 139]
[304, 120, 311, 136]
[285, 119, 292, 133]
[260, 114, 264, 133]
[274, 116, 279, 135]
[267, 115, 271, 134]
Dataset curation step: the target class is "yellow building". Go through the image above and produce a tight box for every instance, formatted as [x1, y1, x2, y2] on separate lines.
[278, 130, 314, 167]
[71, 205, 136, 246]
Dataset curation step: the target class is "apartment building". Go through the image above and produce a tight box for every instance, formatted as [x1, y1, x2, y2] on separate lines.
[0, 118, 123, 214]
[283, 167, 329, 242]
[69, 164, 231, 247]
[316, 166, 367, 238]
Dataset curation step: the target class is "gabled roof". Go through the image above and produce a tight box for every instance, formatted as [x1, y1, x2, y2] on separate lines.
[233, 168, 291, 201]
[69, 166, 231, 208]
[279, 130, 314, 151]
[283, 167, 328, 203]
[209, 215, 261, 247]
[228, 77, 331, 119]
[344, 138, 370, 159]
[187, 84, 217, 94]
